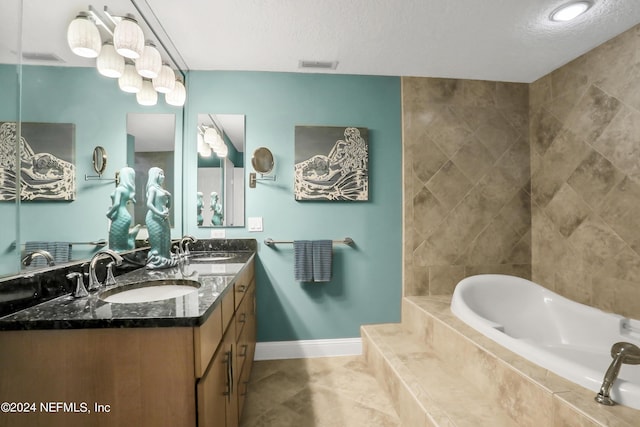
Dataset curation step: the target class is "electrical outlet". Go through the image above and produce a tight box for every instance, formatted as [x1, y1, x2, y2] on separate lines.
[211, 229, 226, 238]
[248, 217, 263, 232]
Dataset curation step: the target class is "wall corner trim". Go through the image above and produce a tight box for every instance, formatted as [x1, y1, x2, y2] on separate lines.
[254, 338, 362, 360]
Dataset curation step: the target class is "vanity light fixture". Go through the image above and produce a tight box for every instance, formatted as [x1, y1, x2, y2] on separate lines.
[197, 133, 212, 157]
[165, 80, 186, 107]
[96, 42, 124, 78]
[203, 127, 219, 145]
[113, 15, 145, 59]
[136, 79, 158, 106]
[214, 143, 229, 158]
[550, 1, 592, 22]
[153, 64, 176, 93]
[68, 5, 186, 107]
[67, 12, 102, 58]
[118, 63, 143, 93]
[136, 42, 162, 78]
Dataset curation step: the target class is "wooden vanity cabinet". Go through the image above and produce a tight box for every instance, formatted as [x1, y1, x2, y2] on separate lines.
[195, 258, 256, 427]
[0, 257, 256, 427]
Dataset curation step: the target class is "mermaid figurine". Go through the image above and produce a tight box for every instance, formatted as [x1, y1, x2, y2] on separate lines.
[197, 191, 204, 226]
[210, 191, 223, 226]
[106, 167, 140, 251]
[145, 167, 176, 269]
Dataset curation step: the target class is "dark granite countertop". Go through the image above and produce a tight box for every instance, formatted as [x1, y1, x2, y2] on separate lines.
[0, 250, 255, 331]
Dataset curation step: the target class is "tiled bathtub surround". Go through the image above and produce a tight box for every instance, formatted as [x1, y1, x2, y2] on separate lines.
[530, 24, 640, 319]
[402, 77, 531, 296]
[404, 24, 640, 319]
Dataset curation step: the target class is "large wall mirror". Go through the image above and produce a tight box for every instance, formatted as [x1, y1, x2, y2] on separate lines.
[0, 1, 186, 278]
[127, 113, 177, 229]
[196, 114, 245, 228]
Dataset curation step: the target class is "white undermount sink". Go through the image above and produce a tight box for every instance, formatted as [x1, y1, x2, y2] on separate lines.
[99, 279, 200, 304]
[187, 252, 237, 262]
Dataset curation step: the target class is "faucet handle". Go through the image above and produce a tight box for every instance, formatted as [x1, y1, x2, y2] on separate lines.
[66, 272, 88, 298]
[105, 262, 117, 286]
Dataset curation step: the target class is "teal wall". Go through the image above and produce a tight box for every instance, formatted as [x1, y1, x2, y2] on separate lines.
[184, 71, 402, 341]
[0, 65, 184, 275]
[0, 64, 20, 274]
[3, 65, 403, 342]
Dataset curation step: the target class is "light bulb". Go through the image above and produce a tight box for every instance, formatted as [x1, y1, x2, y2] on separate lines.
[113, 16, 144, 59]
[67, 12, 102, 58]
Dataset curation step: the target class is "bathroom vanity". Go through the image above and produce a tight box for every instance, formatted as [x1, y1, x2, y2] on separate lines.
[0, 244, 256, 427]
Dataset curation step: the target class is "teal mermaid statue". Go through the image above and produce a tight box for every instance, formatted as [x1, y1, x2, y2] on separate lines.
[197, 191, 204, 226]
[106, 167, 140, 251]
[210, 191, 223, 226]
[145, 167, 176, 269]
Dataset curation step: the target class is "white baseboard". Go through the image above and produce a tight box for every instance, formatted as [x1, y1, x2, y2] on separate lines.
[254, 338, 362, 360]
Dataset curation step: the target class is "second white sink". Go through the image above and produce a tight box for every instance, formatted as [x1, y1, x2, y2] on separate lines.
[100, 280, 200, 304]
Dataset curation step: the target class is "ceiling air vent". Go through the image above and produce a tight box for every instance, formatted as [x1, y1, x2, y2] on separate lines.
[298, 60, 338, 70]
[22, 52, 64, 63]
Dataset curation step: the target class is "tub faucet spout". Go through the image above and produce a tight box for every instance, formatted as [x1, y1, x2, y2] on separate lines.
[595, 342, 640, 406]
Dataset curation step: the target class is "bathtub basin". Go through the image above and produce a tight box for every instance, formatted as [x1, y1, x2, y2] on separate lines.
[451, 274, 640, 410]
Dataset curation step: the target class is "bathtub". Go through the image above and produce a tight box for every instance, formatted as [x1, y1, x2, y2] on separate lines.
[451, 274, 640, 410]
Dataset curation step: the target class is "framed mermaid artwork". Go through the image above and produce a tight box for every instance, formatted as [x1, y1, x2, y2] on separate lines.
[0, 121, 76, 201]
[294, 125, 369, 201]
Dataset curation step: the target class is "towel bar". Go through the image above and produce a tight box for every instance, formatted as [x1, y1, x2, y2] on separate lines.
[9, 239, 107, 249]
[264, 237, 353, 247]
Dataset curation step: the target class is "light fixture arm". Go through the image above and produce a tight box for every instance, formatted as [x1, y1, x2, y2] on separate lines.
[88, 5, 115, 37]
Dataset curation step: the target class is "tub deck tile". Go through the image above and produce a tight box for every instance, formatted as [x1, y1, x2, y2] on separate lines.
[362, 322, 520, 427]
[388, 296, 640, 427]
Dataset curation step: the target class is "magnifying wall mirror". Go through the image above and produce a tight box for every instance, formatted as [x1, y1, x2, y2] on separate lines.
[252, 147, 274, 175]
[196, 114, 245, 228]
[92, 146, 108, 176]
[249, 146, 276, 188]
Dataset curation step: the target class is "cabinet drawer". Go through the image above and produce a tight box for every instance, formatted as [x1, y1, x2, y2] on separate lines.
[234, 289, 250, 342]
[193, 305, 223, 378]
[221, 285, 235, 333]
[234, 260, 254, 308]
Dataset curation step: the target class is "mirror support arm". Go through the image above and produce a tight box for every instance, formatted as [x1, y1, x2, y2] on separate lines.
[249, 172, 276, 188]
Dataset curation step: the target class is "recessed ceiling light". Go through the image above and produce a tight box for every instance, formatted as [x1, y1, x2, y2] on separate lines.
[550, 1, 593, 22]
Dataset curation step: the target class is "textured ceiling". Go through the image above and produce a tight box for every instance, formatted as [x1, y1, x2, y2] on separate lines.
[2, 0, 640, 83]
[146, 0, 640, 83]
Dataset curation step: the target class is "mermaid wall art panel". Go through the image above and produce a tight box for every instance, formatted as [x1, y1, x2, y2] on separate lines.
[0, 121, 76, 201]
[294, 125, 368, 201]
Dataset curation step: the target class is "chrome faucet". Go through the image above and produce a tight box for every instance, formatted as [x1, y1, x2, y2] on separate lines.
[595, 342, 640, 406]
[66, 272, 89, 298]
[88, 250, 123, 291]
[177, 235, 197, 257]
[22, 249, 55, 267]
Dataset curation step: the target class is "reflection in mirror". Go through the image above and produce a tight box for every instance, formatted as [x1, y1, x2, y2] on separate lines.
[196, 114, 245, 228]
[252, 147, 275, 174]
[126, 113, 176, 229]
[92, 146, 108, 176]
[0, 1, 186, 279]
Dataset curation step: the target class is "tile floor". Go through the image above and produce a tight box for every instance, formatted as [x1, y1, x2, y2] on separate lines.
[240, 356, 401, 427]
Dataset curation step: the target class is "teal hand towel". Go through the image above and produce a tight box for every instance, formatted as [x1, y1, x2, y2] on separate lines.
[312, 240, 333, 282]
[294, 240, 313, 281]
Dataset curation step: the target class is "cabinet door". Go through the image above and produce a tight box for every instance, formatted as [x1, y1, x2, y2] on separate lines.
[197, 342, 231, 427]
[224, 329, 239, 427]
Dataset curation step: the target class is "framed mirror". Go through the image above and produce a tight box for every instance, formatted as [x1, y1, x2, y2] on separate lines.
[196, 114, 245, 228]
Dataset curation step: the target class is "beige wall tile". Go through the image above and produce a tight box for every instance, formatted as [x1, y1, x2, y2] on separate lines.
[530, 24, 640, 316]
[402, 76, 530, 297]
